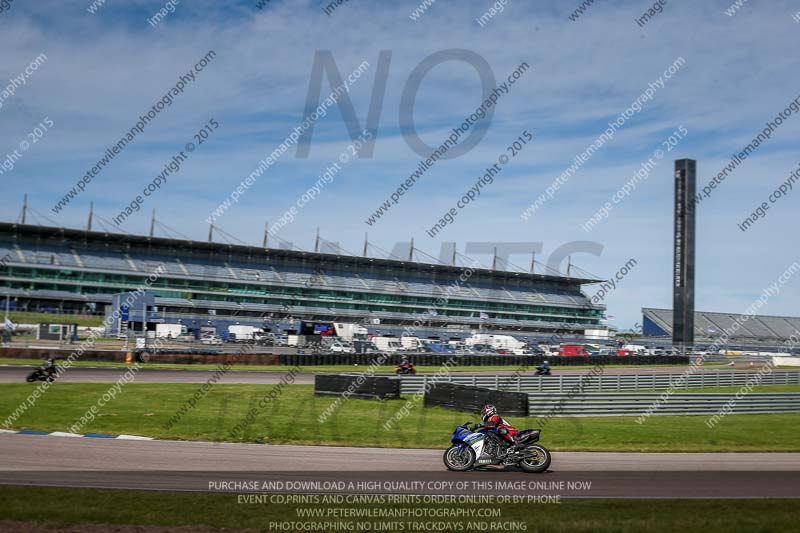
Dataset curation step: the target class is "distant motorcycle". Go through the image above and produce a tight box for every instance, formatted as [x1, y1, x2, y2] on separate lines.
[26, 367, 57, 383]
[394, 362, 416, 375]
[535, 365, 551, 376]
[443, 422, 551, 473]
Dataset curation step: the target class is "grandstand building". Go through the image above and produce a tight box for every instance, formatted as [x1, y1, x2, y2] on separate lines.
[0, 223, 605, 338]
[643, 307, 800, 348]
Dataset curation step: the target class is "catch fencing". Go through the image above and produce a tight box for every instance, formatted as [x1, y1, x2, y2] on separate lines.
[400, 371, 800, 394]
[527, 392, 800, 417]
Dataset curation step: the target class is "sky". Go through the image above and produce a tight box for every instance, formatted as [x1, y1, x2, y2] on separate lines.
[1, 0, 799, 330]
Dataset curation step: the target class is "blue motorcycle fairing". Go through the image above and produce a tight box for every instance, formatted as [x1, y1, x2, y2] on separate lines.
[450, 426, 485, 446]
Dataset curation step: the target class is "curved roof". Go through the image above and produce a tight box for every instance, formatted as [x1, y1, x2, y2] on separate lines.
[0, 222, 603, 287]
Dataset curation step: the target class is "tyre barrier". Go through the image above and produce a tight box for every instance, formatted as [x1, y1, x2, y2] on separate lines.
[423, 382, 529, 417]
[314, 373, 401, 400]
[0, 347, 691, 367]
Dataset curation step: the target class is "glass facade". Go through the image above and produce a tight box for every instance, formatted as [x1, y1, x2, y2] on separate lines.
[0, 224, 605, 332]
[0, 266, 603, 327]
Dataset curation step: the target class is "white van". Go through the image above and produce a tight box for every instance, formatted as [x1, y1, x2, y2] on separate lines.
[330, 340, 355, 353]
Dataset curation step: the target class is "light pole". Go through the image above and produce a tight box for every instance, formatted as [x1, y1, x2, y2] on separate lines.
[2, 291, 9, 347]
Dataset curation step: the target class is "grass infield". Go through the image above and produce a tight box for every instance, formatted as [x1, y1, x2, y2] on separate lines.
[3, 311, 105, 327]
[1, 383, 798, 451]
[0, 486, 797, 532]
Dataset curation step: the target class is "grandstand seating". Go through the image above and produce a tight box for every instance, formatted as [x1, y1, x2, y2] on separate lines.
[0, 226, 602, 333]
[1, 246, 594, 309]
[643, 308, 800, 343]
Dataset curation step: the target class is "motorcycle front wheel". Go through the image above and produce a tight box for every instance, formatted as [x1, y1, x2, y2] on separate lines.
[26, 373, 36, 382]
[518, 444, 551, 473]
[443, 445, 475, 471]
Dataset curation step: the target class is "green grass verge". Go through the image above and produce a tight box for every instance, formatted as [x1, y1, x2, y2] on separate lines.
[2, 383, 798, 451]
[4, 311, 104, 327]
[0, 486, 797, 532]
[0, 357, 713, 374]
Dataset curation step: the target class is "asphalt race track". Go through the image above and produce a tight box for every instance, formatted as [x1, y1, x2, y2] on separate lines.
[1, 434, 798, 498]
[3, 364, 792, 384]
[0, 366, 317, 384]
[3, 365, 798, 499]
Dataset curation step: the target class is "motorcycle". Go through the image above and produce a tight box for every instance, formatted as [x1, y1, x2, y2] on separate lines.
[443, 422, 551, 473]
[394, 362, 416, 375]
[535, 365, 551, 376]
[26, 367, 57, 383]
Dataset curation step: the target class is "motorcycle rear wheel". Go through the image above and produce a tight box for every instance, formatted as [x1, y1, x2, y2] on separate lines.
[443, 445, 475, 471]
[518, 444, 551, 473]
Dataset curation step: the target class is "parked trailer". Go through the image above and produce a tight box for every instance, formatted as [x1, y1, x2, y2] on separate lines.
[372, 336, 404, 352]
[400, 336, 422, 350]
[155, 323, 186, 338]
[333, 322, 369, 341]
[466, 334, 526, 352]
[228, 324, 264, 341]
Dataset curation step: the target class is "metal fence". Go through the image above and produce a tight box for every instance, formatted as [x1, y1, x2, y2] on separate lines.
[526, 392, 800, 417]
[400, 371, 800, 395]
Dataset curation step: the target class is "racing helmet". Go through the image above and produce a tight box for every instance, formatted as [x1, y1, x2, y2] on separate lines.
[481, 404, 497, 419]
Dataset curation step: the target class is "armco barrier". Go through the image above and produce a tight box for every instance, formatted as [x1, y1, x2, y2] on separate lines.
[400, 371, 800, 394]
[314, 373, 401, 400]
[527, 392, 800, 417]
[424, 382, 528, 416]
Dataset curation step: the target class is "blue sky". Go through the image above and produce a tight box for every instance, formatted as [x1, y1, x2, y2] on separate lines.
[1, 0, 799, 329]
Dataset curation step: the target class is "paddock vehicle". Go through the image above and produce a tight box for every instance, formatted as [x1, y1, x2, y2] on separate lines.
[372, 336, 404, 352]
[155, 323, 186, 339]
[329, 340, 355, 353]
[201, 334, 222, 345]
[443, 422, 551, 473]
[559, 344, 590, 356]
[466, 333, 527, 354]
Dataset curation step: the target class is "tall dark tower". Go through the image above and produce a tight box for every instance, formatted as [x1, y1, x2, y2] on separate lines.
[673, 159, 696, 352]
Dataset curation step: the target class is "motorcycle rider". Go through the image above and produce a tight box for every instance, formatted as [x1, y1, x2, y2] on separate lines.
[481, 404, 519, 445]
[398, 355, 414, 373]
[42, 357, 57, 378]
[536, 360, 551, 375]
